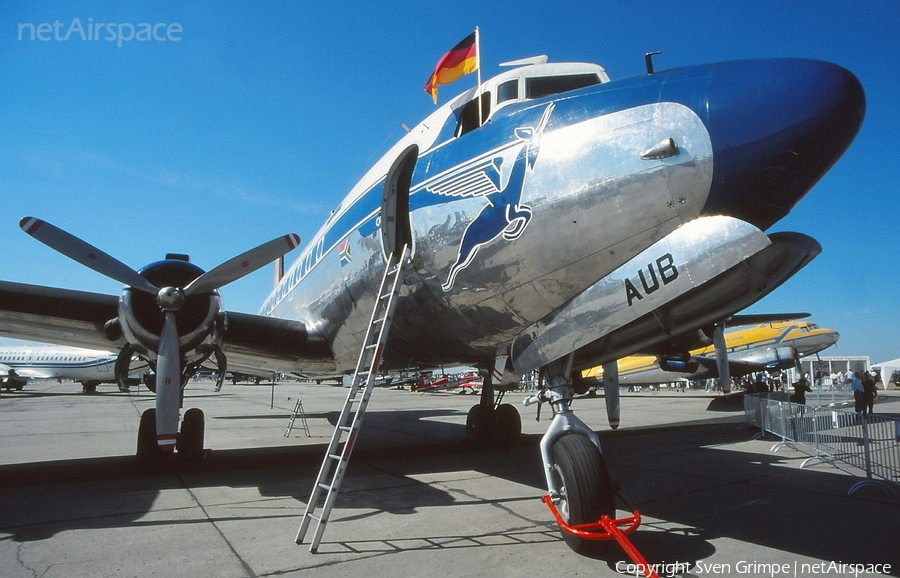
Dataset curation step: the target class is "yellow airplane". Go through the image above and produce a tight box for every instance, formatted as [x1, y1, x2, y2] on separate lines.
[584, 320, 838, 388]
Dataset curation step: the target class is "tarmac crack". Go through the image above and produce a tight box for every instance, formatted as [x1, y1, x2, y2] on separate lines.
[13, 530, 40, 578]
[175, 473, 258, 578]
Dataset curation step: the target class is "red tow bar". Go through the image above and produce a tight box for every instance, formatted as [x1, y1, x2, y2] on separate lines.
[542, 493, 659, 578]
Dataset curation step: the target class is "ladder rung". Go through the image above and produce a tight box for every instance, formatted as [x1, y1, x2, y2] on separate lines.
[296, 245, 408, 550]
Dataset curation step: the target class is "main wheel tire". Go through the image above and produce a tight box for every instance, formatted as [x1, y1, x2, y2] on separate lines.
[550, 433, 616, 554]
[493, 403, 522, 447]
[465, 404, 490, 444]
[178, 408, 205, 463]
[137, 408, 161, 461]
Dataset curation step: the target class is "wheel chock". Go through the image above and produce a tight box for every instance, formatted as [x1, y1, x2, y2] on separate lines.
[542, 493, 659, 578]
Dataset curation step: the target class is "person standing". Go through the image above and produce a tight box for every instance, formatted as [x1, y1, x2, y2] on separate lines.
[790, 378, 811, 404]
[862, 371, 878, 415]
[851, 372, 865, 414]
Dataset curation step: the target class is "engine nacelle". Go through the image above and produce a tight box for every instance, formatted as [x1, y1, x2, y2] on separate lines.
[117, 258, 225, 367]
[658, 356, 700, 373]
[510, 216, 773, 373]
[741, 345, 797, 370]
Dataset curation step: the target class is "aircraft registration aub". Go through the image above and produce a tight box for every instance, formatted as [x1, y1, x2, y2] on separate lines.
[0, 50, 864, 554]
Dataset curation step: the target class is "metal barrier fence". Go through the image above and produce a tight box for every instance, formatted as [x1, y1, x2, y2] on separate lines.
[744, 392, 900, 496]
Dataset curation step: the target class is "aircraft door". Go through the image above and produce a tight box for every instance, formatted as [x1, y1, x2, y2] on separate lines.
[381, 145, 416, 258]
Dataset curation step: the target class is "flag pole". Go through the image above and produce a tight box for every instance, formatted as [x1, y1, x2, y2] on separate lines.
[476, 26, 483, 126]
[475, 26, 482, 89]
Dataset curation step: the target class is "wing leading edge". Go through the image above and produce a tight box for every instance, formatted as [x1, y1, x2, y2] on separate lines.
[0, 280, 335, 375]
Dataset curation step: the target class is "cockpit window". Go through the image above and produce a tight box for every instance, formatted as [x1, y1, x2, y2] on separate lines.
[455, 91, 492, 137]
[525, 73, 601, 99]
[497, 79, 519, 104]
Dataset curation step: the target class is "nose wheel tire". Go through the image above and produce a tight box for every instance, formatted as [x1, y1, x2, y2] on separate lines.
[550, 433, 616, 554]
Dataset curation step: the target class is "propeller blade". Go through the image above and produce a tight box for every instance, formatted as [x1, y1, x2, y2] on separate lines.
[20, 216, 158, 294]
[184, 234, 301, 296]
[602, 361, 621, 429]
[713, 322, 731, 394]
[155, 312, 181, 451]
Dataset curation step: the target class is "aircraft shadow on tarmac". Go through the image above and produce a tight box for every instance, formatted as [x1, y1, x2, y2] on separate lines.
[1, 413, 898, 572]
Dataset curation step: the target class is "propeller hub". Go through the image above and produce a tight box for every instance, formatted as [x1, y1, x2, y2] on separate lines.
[157, 286, 185, 312]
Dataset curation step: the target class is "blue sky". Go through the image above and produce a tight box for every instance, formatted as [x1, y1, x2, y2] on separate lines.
[1, 1, 898, 363]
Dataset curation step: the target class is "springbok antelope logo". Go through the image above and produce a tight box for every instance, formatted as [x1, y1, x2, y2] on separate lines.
[427, 103, 554, 292]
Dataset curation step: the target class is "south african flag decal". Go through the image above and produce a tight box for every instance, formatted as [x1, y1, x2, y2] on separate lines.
[339, 239, 352, 266]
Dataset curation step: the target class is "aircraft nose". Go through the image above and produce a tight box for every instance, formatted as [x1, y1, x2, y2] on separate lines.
[701, 59, 865, 229]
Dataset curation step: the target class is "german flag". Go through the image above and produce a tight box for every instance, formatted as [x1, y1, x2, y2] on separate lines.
[424, 31, 478, 103]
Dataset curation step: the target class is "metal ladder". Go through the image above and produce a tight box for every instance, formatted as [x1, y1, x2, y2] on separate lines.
[295, 244, 408, 552]
[284, 398, 310, 437]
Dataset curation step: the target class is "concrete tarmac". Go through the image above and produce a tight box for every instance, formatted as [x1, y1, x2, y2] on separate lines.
[1, 380, 898, 578]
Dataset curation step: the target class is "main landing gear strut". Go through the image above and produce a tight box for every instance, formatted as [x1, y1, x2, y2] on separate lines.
[527, 357, 657, 575]
[464, 367, 522, 447]
[136, 376, 206, 463]
[137, 406, 206, 462]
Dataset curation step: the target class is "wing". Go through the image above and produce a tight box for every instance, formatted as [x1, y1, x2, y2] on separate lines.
[0, 281, 121, 350]
[691, 354, 795, 379]
[1, 367, 53, 380]
[220, 311, 335, 375]
[727, 312, 810, 326]
[0, 280, 335, 375]
[628, 312, 812, 358]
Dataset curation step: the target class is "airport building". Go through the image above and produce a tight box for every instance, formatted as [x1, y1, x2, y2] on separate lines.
[786, 355, 872, 388]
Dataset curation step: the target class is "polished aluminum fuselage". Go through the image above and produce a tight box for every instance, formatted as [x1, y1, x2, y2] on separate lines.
[262, 58, 864, 376]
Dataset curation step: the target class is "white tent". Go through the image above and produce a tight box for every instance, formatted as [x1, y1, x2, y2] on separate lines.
[872, 358, 900, 389]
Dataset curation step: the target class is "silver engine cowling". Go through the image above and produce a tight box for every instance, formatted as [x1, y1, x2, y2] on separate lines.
[117, 258, 225, 369]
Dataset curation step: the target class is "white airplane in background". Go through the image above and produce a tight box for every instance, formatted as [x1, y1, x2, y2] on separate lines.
[0, 46, 864, 554]
[0, 344, 147, 392]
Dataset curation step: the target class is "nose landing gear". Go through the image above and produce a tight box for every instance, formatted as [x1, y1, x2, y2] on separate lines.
[529, 359, 655, 574]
